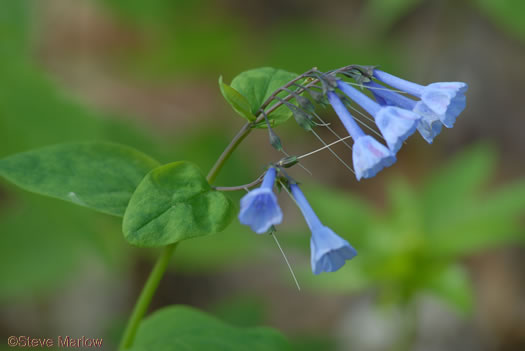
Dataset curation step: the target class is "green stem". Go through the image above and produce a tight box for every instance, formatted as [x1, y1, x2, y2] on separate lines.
[206, 122, 253, 184]
[118, 243, 178, 350]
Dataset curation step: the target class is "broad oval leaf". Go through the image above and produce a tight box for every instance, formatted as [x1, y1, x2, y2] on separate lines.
[0, 142, 160, 217]
[123, 161, 235, 247]
[129, 305, 290, 351]
[219, 76, 256, 122]
[229, 67, 298, 128]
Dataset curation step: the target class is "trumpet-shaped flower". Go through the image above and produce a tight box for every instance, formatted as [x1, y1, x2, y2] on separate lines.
[327, 91, 396, 180]
[373, 70, 467, 128]
[353, 135, 397, 179]
[365, 81, 443, 143]
[337, 80, 420, 153]
[290, 183, 357, 274]
[239, 167, 282, 234]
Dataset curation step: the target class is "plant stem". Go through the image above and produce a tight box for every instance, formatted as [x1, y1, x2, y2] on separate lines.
[118, 243, 178, 350]
[213, 171, 266, 191]
[207, 122, 253, 184]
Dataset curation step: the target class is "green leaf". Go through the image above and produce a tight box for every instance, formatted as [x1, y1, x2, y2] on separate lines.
[0, 142, 160, 217]
[424, 264, 474, 315]
[219, 76, 256, 122]
[230, 67, 298, 128]
[422, 144, 496, 228]
[129, 305, 290, 351]
[429, 180, 525, 257]
[123, 161, 235, 247]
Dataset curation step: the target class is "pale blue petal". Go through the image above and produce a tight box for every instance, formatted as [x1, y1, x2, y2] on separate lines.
[310, 226, 357, 275]
[375, 106, 420, 153]
[353, 135, 396, 181]
[413, 101, 443, 143]
[421, 82, 467, 127]
[239, 188, 283, 234]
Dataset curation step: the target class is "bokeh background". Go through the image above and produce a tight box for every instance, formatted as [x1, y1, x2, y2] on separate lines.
[1, 0, 525, 350]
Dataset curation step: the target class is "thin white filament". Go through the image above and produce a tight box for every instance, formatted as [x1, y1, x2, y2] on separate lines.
[297, 135, 353, 160]
[271, 231, 301, 291]
[311, 129, 354, 174]
[313, 112, 353, 151]
[344, 102, 386, 140]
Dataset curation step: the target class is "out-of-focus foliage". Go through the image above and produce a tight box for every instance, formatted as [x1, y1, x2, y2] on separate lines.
[97, 0, 401, 77]
[294, 144, 525, 314]
[473, 0, 525, 42]
[361, 0, 423, 34]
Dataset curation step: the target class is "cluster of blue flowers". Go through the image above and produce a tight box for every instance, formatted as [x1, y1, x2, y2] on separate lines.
[239, 167, 357, 275]
[330, 69, 468, 180]
[238, 69, 467, 275]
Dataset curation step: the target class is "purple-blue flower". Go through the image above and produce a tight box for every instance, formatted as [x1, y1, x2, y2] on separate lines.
[239, 167, 283, 234]
[327, 91, 396, 180]
[337, 80, 420, 153]
[290, 183, 357, 274]
[373, 70, 468, 128]
[365, 81, 443, 143]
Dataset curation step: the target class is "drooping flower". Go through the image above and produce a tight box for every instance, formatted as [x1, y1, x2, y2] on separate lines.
[327, 91, 396, 180]
[373, 69, 468, 128]
[365, 81, 443, 143]
[290, 183, 357, 274]
[337, 80, 421, 153]
[239, 167, 283, 234]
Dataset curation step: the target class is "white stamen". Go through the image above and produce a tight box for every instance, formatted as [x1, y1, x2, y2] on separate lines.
[271, 231, 301, 291]
[313, 112, 353, 151]
[311, 129, 354, 175]
[297, 136, 353, 160]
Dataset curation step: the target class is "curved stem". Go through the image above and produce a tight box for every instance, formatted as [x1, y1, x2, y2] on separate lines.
[207, 122, 253, 184]
[213, 172, 265, 192]
[118, 243, 178, 350]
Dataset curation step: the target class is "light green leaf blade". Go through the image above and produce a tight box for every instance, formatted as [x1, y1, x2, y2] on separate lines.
[422, 144, 496, 217]
[0, 142, 160, 217]
[123, 161, 235, 247]
[230, 67, 298, 127]
[429, 180, 525, 258]
[219, 76, 256, 122]
[129, 305, 290, 351]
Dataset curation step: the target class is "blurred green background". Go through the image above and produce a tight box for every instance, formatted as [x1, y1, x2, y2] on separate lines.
[1, 0, 524, 350]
